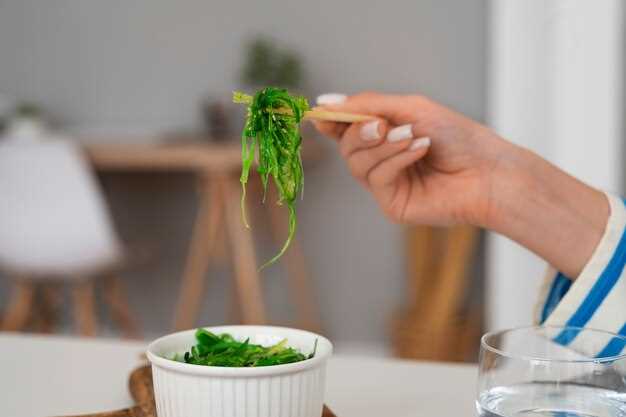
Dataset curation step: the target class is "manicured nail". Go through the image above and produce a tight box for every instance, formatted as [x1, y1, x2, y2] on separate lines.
[387, 124, 413, 142]
[316, 93, 347, 105]
[360, 120, 381, 141]
[409, 137, 431, 151]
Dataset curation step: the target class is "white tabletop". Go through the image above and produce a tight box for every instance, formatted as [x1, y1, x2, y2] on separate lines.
[0, 333, 477, 417]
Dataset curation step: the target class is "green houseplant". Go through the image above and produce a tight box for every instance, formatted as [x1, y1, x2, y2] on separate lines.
[241, 37, 304, 89]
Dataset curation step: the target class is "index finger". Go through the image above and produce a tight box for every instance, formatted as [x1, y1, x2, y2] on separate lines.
[311, 119, 349, 142]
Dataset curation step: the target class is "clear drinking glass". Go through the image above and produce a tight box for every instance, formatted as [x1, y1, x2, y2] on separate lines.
[477, 326, 626, 417]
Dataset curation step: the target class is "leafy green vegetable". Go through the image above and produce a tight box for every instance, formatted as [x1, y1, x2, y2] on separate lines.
[233, 87, 309, 269]
[176, 329, 315, 367]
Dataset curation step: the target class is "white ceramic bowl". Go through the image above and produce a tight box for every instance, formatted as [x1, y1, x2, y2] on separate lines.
[147, 325, 333, 417]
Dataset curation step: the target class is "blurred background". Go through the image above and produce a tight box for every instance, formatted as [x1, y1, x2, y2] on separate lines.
[0, 0, 622, 362]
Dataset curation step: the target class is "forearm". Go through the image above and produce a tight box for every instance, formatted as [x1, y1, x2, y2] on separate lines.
[487, 144, 610, 279]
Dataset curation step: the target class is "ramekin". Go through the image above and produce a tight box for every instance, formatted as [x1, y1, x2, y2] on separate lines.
[147, 325, 333, 417]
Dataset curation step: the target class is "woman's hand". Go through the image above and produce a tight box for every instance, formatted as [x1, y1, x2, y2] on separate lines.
[313, 92, 513, 228]
[313, 92, 609, 278]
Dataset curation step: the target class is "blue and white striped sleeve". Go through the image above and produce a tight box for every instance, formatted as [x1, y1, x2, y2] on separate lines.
[534, 193, 626, 358]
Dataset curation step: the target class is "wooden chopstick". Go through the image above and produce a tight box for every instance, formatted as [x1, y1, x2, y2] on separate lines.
[303, 108, 376, 123]
[273, 106, 375, 123]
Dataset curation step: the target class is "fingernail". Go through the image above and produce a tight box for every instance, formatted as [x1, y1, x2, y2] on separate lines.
[409, 137, 431, 151]
[316, 93, 347, 105]
[360, 120, 381, 141]
[387, 124, 413, 142]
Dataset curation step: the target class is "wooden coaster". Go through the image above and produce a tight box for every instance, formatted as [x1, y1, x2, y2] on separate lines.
[57, 365, 337, 417]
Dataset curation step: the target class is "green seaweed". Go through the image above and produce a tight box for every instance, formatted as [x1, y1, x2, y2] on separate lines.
[178, 329, 314, 367]
[233, 87, 308, 268]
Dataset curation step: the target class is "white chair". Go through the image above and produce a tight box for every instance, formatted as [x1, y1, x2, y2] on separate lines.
[0, 137, 139, 337]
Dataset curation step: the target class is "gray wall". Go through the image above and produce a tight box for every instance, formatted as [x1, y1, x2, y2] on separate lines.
[0, 0, 486, 347]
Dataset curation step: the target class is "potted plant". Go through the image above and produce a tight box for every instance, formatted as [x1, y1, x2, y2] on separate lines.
[3, 102, 48, 142]
[241, 37, 304, 89]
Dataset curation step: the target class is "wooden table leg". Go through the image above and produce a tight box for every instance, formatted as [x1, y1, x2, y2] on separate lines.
[212, 198, 229, 265]
[227, 280, 241, 323]
[173, 174, 224, 331]
[72, 280, 98, 336]
[33, 284, 62, 333]
[222, 176, 267, 324]
[265, 190, 321, 332]
[103, 274, 142, 339]
[1, 279, 35, 331]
